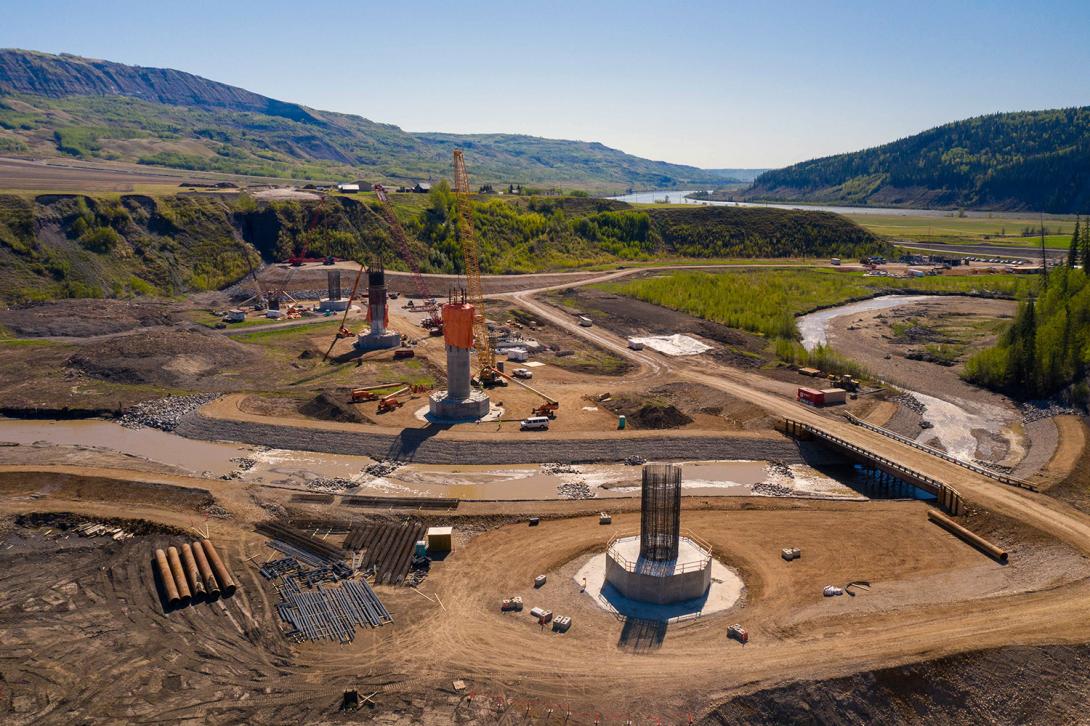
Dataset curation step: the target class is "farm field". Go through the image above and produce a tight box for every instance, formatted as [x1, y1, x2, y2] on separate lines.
[843, 210, 1078, 248]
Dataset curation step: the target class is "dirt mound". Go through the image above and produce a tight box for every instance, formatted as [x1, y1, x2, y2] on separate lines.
[298, 389, 372, 424]
[66, 329, 258, 387]
[601, 394, 693, 429]
[0, 299, 183, 337]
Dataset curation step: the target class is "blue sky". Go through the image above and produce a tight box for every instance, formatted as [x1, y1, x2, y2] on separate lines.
[4, 0, 1089, 168]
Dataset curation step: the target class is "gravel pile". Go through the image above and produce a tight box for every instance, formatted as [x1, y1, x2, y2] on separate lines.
[557, 480, 594, 499]
[623, 455, 647, 466]
[231, 457, 257, 471]
[1021, 401, 1081, 423]
[752, 481, 794, 497]
[118, 394, 219, 431]
[766, 460, 794, 479]
[305, 477, 357, 493]
[364, 460, 405, 478]
[892, 393, 926, 415]
[201, 503, 231, 519]
[542, 462, 581, 475]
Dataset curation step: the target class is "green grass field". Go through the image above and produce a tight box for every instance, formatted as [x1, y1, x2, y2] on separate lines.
[841, 211, 1077, 248]
[603, 268, 1035, 340]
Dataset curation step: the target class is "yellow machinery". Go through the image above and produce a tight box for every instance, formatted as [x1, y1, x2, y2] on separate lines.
[452, 150, 497, 380]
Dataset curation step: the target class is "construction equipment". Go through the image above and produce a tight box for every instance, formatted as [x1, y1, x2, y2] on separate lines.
[322, 262, 366, 361]
[727, 624, 749, 644]
[451, 149, 497, 380]
[350, 382, 428, 403]
[488, 365, 559, 417]
[370, 184, 442, 332]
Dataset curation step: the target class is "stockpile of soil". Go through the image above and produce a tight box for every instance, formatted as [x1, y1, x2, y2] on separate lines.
[298, 389, 372, 424]
[66, 329, 259, 387]
[600, 394, 693, 429]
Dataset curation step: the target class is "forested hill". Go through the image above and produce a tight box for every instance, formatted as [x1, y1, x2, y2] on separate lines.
[742, 108, 1090, 213]
[0, 49, 739, 191]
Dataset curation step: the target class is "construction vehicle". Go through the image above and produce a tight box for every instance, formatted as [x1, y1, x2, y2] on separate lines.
[392, 347, 415, 360]
[369, 184, 442, 332]
[350, 382, 428, 404]
[727, 624, 749, 644]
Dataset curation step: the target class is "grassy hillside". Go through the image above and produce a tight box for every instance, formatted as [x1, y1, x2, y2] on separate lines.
[0, 188, 885, 304]
[0, 49, 737, 192]
[742, 108, 1090, 213]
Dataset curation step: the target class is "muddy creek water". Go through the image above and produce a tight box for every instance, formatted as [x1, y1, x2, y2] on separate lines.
[0, 418, 864, 501]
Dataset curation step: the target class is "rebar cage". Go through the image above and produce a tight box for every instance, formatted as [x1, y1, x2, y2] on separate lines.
[639, 463, 682, 561]
[327, 270, 342, 300]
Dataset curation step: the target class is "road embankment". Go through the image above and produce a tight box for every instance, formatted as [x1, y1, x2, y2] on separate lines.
[175, 407, 807, 465]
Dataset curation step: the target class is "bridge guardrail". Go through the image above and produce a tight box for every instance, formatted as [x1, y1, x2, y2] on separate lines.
[843, 413, 1039, 493]
[783, 418, 963, 515]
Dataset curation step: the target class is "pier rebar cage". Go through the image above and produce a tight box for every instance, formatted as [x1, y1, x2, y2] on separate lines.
[367, 259, 385, 289]
[639, 463, 682, 561]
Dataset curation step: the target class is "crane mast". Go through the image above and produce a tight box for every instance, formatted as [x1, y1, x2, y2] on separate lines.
[452, 149, 495, 373]
[369, 184, 442, 330]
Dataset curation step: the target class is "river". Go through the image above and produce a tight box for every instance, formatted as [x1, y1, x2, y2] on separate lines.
[607, 190, 1067, 219]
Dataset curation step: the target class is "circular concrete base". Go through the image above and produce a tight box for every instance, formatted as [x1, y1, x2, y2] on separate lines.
[317, 298, 350, 312]
[427, 389, 492, 421]
[604, 536, 712, 605]
[355, 331, 401, 351]
[574, 539, 743, 621]
[414, 402, 504, 424]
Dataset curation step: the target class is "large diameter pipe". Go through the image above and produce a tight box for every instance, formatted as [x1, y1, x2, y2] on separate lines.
[928, 510, 1008, 563]
[200, 539, 237, 596]
[192, 540, 220, 599]
[167, 546, 192, 605]
[181, 543, 205, 598]
[155, 548, 181, 606]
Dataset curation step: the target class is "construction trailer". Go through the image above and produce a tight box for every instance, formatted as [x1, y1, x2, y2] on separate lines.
[797, 387, 848, 407]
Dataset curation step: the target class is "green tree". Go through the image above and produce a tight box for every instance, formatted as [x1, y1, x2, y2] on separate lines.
[1070, 216, 1082, 268]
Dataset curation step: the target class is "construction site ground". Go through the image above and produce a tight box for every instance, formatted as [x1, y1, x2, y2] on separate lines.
[3, 458, 1090, 723]
[3, 263, 1090, 722]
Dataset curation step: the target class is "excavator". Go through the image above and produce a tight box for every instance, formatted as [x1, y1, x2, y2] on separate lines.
[350, 382, 429, 405]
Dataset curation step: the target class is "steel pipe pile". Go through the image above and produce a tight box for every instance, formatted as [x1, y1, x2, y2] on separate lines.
[200, 539, 237, 596]
[154, 548, 181, 607]
[166, 546, 192, 606]
[180, 543, 206, 598]
[191, 539, 220, 599]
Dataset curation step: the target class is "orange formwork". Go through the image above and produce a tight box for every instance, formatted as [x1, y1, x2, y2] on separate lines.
[443, 303, 476, 349]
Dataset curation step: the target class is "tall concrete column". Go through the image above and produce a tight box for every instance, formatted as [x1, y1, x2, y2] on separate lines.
[446, 344, 471, 400]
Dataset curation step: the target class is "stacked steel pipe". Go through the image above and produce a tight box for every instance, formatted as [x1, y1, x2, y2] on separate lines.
[153, 539, 238, 609]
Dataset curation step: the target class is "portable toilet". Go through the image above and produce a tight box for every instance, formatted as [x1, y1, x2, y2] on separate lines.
[414, 540, 427, 557]
[618, 415, 626, 430]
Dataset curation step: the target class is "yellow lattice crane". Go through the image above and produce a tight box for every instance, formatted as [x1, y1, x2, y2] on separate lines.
[452, 149, 497, 378]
